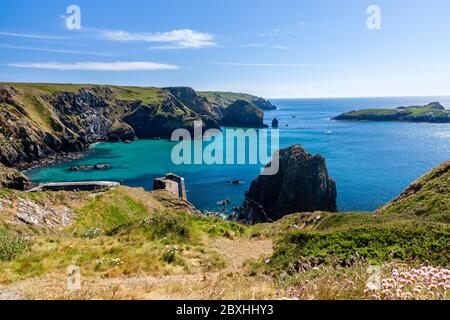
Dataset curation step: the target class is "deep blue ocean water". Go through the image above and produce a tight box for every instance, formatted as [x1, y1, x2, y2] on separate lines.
[27, 97, 450, 213]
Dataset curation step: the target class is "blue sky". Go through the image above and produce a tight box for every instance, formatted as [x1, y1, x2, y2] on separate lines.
[1, 0, 450, 98]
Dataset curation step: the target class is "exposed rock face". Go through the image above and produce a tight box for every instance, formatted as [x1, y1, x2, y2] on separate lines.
[252, 97, 277, 110]
[199, 91, 277, 111]
[0, 164, 31, 190]
[0, 84, 275, 169]
[121, 94, 199, 139]
[233, 144, 337, 224]
[272, 118, 279, 128]
[220, 100, 267, 128]
[16, 198, 74, 229]
[163, 87, 221, 127]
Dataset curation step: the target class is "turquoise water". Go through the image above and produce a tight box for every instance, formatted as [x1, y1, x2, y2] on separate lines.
[27, 97, 450, 213]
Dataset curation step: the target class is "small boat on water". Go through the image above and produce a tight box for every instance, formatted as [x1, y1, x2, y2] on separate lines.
[325, 130, 333, 135]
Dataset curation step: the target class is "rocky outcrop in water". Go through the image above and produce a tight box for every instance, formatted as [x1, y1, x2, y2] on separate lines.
[232, 144, 337, 224]
[68, 164, 111, 171]
[272, 118, 279, 128]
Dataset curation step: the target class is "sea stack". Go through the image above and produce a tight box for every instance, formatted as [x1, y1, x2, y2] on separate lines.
[232, 144, 337, 224]
[272, 118, 279, 128]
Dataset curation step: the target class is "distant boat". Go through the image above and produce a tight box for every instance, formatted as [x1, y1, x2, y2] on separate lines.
[325, 130, 333, 135]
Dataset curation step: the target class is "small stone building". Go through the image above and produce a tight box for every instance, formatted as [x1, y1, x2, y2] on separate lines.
[153, 173, 187, 200]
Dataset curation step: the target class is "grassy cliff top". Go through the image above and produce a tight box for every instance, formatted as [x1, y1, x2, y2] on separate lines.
[0, 159, 449, 299]
[1, 82, 165, 105]
[334, 102, 450, 122]
[1, 83, 272, 112]
[378, 160, 450, 222]
[198, 91, 258, 104]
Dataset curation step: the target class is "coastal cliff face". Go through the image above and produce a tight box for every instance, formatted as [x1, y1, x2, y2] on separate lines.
[0, 83, 274, 168]
[220, 100, 267, 128]
[234, 144, 337, 224]
[199, 91, 277, 111]
[334, 102, 450, 123]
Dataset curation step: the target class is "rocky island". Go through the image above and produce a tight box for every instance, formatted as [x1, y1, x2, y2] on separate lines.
[334, 102, 450, 123]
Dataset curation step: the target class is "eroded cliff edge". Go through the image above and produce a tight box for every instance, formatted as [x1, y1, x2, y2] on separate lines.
[0, 83, 275, 168]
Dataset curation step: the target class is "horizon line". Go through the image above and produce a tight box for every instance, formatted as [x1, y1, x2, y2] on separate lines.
[1, 81, 449, 100]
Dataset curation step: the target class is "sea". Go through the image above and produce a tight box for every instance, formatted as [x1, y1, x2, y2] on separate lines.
[27, 97, 450, 214]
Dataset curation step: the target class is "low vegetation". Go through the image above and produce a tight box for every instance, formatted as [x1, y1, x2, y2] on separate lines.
[0, 229, 30, 261]
[378, 160, 450, 223]
[0, 160, 449, 299]
[334, 102, 450, 123]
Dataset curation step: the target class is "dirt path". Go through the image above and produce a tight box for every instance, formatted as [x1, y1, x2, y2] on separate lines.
[0, 238, 274, 300]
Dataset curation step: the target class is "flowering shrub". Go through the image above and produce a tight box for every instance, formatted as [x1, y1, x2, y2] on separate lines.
[366, 265, 450, 300]
[94, 257, 125, 271]
[82, 228, 103, 239]
[162, 245, 180, 264]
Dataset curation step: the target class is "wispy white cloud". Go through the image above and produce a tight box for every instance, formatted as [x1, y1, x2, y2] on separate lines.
[233, 43, 290, 50]
[0, 44, 117, 57]
[103, 29, 216, 49]
[257, 22, 310, 37]
[0, 31, 67, 40]
[272, 45, 290, 50]
[7, 61, 179, 71]
[214, 63, 359, 68]
[257, 29, 294, 37]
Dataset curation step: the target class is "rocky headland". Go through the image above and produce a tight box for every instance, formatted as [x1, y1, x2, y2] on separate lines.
[334, 102, 450, 123]
[0, 83, 274, 169]
[220, 100, 267, 128]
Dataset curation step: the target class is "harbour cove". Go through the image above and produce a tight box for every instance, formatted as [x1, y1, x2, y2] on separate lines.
[27, 97, 450, 214]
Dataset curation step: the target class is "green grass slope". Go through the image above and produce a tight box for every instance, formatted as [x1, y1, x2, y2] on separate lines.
[334, 102, 450, 123]
[378, 160, 450, 223]
[0, 160, 449, 299]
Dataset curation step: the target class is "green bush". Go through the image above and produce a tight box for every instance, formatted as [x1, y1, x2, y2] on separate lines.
[0, 229, 30, 261]
[270, 222, 449, 272]
[146, 212, 191, 240]
[162, 250, 176, 264]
